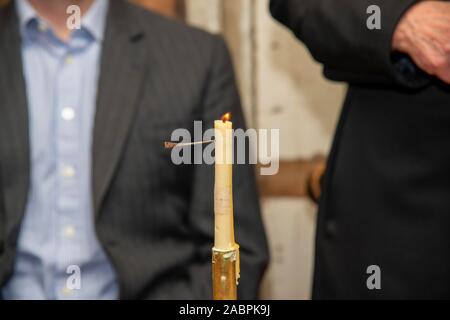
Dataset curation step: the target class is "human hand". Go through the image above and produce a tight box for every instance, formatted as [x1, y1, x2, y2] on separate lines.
[393, 1, 450, 83]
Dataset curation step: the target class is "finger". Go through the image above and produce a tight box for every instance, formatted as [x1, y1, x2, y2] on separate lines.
[435, 66, 450, 84]
[409, 32, 450, 76]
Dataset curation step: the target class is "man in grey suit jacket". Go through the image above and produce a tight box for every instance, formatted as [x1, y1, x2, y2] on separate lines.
[0, 0, 268, 299]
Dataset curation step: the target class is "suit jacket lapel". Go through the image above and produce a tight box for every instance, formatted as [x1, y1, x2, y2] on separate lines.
[93, 0, 148, 216]
[0, 3, 30, 240]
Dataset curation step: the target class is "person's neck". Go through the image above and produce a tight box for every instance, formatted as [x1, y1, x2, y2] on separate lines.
[28, 0, 94, 41]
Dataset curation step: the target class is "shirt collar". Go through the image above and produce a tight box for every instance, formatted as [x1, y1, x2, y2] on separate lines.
[81, 0, 109, 41]
[15, 0, 36, 36]
[15, 0, 109, 42]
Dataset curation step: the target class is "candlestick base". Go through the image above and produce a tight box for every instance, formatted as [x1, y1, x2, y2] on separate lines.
[212, 245, 240, 300]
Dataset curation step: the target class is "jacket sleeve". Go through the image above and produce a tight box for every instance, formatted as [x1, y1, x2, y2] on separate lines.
[270, 0, 430, 88]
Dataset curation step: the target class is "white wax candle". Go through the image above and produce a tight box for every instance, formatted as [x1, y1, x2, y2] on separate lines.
[214, 114, 235, 250]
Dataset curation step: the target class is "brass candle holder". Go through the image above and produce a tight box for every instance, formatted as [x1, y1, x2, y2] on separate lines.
[212, 244, 240, 300]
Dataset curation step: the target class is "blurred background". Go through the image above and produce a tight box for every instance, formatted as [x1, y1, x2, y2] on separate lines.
[131, 0, 346, 299]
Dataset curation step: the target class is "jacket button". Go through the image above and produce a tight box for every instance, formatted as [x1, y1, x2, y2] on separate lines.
[325, 221, 338, 238]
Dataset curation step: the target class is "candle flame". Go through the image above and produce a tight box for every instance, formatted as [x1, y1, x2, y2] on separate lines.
[221, 113, 231, 123]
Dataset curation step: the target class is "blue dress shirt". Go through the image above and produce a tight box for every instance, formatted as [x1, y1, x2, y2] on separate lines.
[2, 0, 119, 300]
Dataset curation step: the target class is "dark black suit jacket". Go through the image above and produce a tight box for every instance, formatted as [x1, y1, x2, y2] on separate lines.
[0, 0, 268, 299]
[271, 0, 450, 299]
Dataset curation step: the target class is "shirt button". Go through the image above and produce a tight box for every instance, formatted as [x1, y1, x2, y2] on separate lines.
[65, 55, 74, 65]
[62, 286, 73, 296]
[61, 107, 75, 121]
[62, 165, 76, 178]
[38, 22, 48, 32]
[64, 226, 76, 238]
[325, 221, 338, 238]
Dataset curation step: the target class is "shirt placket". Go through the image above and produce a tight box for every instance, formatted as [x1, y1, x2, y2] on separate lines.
[54, 43, 83, 299]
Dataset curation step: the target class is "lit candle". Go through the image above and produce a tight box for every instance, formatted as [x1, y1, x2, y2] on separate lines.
[214, 113, 235, 250]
